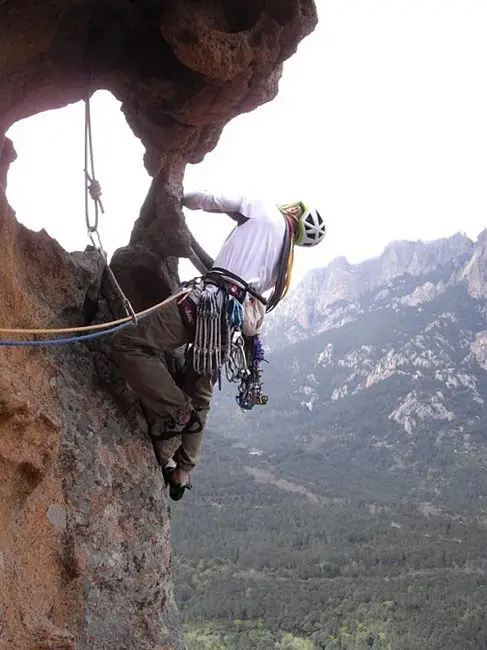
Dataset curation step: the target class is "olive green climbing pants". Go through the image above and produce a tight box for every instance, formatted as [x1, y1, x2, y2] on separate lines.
[111, 298, 214, 472]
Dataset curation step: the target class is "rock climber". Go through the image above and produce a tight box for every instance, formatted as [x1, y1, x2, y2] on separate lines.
[111, 191, 326, 500]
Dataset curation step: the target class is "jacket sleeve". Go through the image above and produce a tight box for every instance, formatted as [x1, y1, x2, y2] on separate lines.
[182, 191, 244, 214]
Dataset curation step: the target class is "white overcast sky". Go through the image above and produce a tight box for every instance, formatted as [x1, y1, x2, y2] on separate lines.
[6, 0, 487, 285]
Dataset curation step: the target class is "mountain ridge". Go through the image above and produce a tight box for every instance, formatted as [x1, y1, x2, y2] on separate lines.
[208, 229, 487, 514]
[266, 231, 483, 348]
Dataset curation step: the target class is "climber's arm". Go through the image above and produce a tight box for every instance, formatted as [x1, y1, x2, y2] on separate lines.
[182, 191, 244, 215]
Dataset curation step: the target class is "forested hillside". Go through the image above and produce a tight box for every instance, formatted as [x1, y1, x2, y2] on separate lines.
[172, 233, 487, 650]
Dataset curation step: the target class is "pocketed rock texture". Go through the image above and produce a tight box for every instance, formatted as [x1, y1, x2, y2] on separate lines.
[0, 1, 317, 648]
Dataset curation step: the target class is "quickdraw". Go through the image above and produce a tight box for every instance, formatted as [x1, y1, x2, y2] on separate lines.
[225, 332, 248, 383]
[231, 335, 269, 411]
[192, 288, 225, 376]
[185, 272, 269, 411]
[191, 285, 245, 377]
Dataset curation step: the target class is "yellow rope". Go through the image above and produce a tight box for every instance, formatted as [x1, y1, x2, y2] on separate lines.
[281, 239, 295, 301]
[0, 288, 191, 337]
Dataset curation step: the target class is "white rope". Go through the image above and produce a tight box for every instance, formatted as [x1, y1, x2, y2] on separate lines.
[84, 93, 138, 324]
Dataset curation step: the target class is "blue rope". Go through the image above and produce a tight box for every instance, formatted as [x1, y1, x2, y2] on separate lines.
[227, 296, 244, 329]
[0, 319, 137, 347]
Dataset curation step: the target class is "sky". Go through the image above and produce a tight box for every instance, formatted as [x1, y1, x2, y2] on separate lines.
[6, 0, 487, 286]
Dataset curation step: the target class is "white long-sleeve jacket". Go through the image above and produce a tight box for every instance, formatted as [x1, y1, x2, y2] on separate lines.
[183, 191, 286, 294]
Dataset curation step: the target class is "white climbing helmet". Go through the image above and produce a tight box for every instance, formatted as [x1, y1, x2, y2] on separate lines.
[278, 201, 326, 247]
[295, 203, 326, 247]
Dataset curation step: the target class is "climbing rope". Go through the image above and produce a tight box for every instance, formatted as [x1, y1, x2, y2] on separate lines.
[0, 321, 132, 347]
[83, 93, 138, 325]
[0, 289, 191, 347]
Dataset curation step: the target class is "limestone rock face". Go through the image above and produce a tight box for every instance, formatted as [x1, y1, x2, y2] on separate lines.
[469, 331, 487, 371]
[0, 2, 317, 648]
[462, 230, 487, 300]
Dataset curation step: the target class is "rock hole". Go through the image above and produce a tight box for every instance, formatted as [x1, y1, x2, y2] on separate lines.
[5, 91, 150, 260]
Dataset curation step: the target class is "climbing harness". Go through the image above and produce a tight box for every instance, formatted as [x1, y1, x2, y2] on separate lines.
[190, 268, 254, 377]
[182, 209, 295, 408]
[179, 203, 298, 407]
[181, 265, 270, 410]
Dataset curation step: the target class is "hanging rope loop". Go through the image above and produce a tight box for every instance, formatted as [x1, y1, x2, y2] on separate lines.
[84, 171, 104, 228]
[83, 92, 138, 325]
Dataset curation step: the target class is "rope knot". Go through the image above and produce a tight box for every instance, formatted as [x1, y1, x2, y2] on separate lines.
[88, 179, 102, 202]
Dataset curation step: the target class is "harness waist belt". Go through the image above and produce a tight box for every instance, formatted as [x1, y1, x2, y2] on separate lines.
[207, 267, 267, 306]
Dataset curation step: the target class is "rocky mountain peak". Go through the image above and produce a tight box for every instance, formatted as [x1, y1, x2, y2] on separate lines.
[266, 232, 477, 348]
[373, 232, 473, 284]
[462, 229, 487, 299]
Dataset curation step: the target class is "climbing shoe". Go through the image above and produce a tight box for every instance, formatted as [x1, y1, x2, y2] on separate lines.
[163, 466, 192, 501]
[169, 480, 192, 501]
